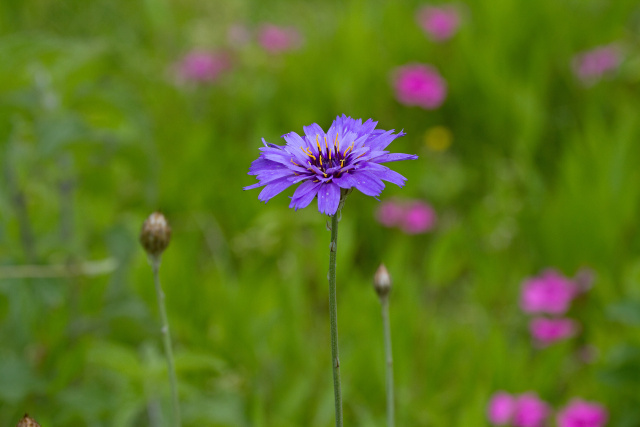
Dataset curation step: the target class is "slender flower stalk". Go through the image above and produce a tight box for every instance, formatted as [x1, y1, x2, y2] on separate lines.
[140, 212, 181, 427]
[244, 115, 417, 427]
[374, 264, 394, 427]
[328, 212, 343, 426]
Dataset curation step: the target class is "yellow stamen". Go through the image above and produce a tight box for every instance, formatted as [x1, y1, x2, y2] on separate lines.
[323, 173, 327, 177]
[344, 144, 354, 156]
[316, 135, 322, 153]
[334, 133, 340, 151]
[301, 146, 316, 160]
[291, 159, 300, 166]
[325, 136, 331, 160]
[340, 159, 345, 167]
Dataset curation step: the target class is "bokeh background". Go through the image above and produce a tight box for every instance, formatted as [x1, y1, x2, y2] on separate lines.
[2, 0, 640, 425]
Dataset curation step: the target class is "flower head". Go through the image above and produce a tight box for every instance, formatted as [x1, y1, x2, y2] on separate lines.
[140, 212, 172, 257]
[377, 200, 406, 227]
[512, 393, 551, 427]
[488, 391, 516, 425]
[520, 269, 578, 315]
[529, 317, 578, 346]
[392, 64, 447, 109]
[401, 201, 437, 234]
[557, 399, 608, 427]
[258, 24, 302, 53]
[573, 44, 621, 85]
[175, 50, 230, 83]
[244, 115, 418, 216]
[417, 5, 461, 41]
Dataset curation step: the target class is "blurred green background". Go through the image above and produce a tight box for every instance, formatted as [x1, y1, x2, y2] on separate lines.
[2, 0, 640, 425]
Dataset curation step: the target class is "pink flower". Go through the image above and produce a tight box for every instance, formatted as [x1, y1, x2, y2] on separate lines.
[488, 391, 516, 425]
[520, 269, 578, 315]
[416, 5, 461, 41]
[400, 201, 437, 234]
[530, 317, 578, 346]
[377, 200, 405, 228]
[258, 24, 301, 53]
[572, 44, 621, 84]
[557, 399, 608, 427]
[392, 64, 447, 109]
[176, 50, 230, 83]
[512, 393, 551, 427]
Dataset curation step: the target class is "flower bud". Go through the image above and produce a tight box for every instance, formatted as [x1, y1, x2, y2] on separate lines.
[17, 414, 41, 427]
[140, 212, 172, 257]
[373, 263, 392, 298]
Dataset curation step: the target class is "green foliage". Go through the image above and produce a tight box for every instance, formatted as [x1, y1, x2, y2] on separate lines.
[1, 0, 640, 425]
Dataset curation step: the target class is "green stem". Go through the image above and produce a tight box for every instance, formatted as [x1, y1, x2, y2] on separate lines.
[381, 296, 395, 427]
[152, 257, 181, 427]
[328, 213, 343, 427]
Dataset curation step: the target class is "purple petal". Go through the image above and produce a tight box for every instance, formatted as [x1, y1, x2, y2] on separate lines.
[289, 180, 322, 210]
[366, 129, 396, 152]
[317, 182, 341, 215]
[243, 181, 265, 190]
[351, 171, 385, 196]
[303, 123, 325, 138]
[257, 176, 295, 203]
[282, 131, 307, 148]
[333, 173, 358, 189]
[371, 168, 407, 187]
[371, 153, 418, 163]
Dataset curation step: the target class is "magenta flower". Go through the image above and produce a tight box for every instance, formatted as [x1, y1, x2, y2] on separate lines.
[392, 64, 447, 109]
[573, 44, 621, 84]
[175, 50, 230, 83]
[258, 24, 301, 53]
[488, 391, 516, 425]
[557, 399, 608, 427]
[377, 200, 405, 227]
[530, 317, 578, 346]
[416, 5, 461, 41]
[520, 269, 578, 315]
[244, 115, 418, 215]
[400, 201, 437, 234]
[512, 393, 551, 427]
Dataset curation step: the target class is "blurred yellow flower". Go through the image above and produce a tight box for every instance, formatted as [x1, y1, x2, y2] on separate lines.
[424, 125, 452, 151]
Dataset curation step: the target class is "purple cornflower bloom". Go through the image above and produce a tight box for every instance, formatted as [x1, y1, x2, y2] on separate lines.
[244, 115, 418, 215]
[557, 399, 608, 427]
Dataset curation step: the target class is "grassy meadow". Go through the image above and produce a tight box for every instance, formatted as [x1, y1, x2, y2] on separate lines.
[1, 0, 640, 425]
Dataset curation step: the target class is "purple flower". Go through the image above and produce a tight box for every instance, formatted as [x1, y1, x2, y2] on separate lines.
[572, 44, 621, 85]
[392, 64, 447, 109]
[416, 5, 461, 41]
[258, 24, 302, 53]
[488, 391, 516, 425]
[512, 393, 551, 427]
[529, 317, 578, 346]
[175, 50, 230, 83]
[557, 399, 608, 427]
[400, 201, 437, 234]
[520, 269, 578, 315]
[244, 115, 418, 215]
